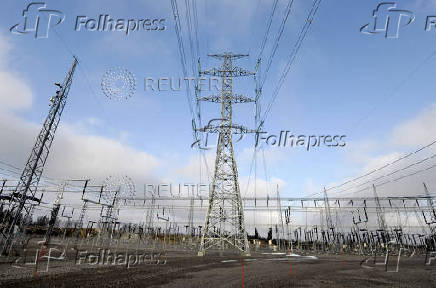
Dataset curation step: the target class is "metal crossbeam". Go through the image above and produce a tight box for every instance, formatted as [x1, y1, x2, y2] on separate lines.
[197, 94, 254, 103]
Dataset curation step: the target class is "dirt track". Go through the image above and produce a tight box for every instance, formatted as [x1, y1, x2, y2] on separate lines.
[0, 250, 435, 287]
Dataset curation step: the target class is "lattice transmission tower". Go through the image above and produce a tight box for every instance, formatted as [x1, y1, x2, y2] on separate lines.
[1, 57, 78, 255]
[197, 53, 255, 256]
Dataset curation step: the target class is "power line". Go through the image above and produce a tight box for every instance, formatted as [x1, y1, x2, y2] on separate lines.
[41, 14, 121, 137]
[0, 160, 59, 186]
[246, 0, 264, 61]
[256, 0, 278, 61]
[172, 2, 207, 193]
[260, 0, 296, 89]
[171, 0, 196, 121]
[339, 159, 436, 197]
[192, 0, 201, 64]
[348, 48, 436, 132]
[260, 0, 322, 126]
[184, 0, 197, 76]
[323, 51, 436, 199]
[355, 153, 436, 189]
[322, 139, 436, 196]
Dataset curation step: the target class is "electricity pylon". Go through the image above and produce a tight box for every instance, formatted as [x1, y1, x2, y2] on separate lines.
[1, 57, 78, 255]
[196, 52, 255, 256]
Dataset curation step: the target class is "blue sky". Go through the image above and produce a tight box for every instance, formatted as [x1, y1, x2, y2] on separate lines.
[1, 0, 436, 212]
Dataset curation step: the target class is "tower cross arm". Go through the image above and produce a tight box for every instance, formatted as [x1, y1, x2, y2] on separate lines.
[197, 94, 254, 103]
[200, 66, 254, 77]
[207, 53, 248, 60]
[196, 124, 257, 134]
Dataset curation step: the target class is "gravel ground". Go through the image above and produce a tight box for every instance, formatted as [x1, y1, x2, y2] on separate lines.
[0, 246, 435, 287]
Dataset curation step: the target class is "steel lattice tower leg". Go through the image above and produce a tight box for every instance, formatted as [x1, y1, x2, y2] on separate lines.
[197, 52, 255, 256]
[1, 57, 78, 255]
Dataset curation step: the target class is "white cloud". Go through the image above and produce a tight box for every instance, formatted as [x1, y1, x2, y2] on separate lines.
[331, 102, 436, 200]
[0, 33, 32, 113]
[305, 103, 436, 233]
[171, 150, 215, 182]
[412, 0, 436, 12]
[0, 33, 160, 184]
[239, 146, 291, 169]
[0, 32, 162, 226]
[0, 71, 33, 112]
[46, 123, 159, 181]
[360, 152, 403, 174]
[100, 33, 172, 57]
[391, 103, 436, 148]
[0, 32, 12, 68]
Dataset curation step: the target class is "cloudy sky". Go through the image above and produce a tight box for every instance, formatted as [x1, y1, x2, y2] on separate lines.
[1, 0, 436, 232]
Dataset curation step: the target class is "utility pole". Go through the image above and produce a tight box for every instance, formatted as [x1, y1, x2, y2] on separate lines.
[197, 52, 255, 256]
[1, 57, 78, 255]
[145, 190, 156, 240]
[373, 184, 386, 231]
[323, 187, 334, 241]
[276, 185, 284, 250]
[285, 206, 292, 250]
[60, 206, 74, 241]
[188, 192, 195, 238]
[423, 182, 436, 233]
[372, 184, 388, 251]
[44, 182, 66, 245]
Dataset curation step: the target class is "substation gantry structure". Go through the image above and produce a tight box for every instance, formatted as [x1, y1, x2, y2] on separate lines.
[196, 53, 256, 256]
